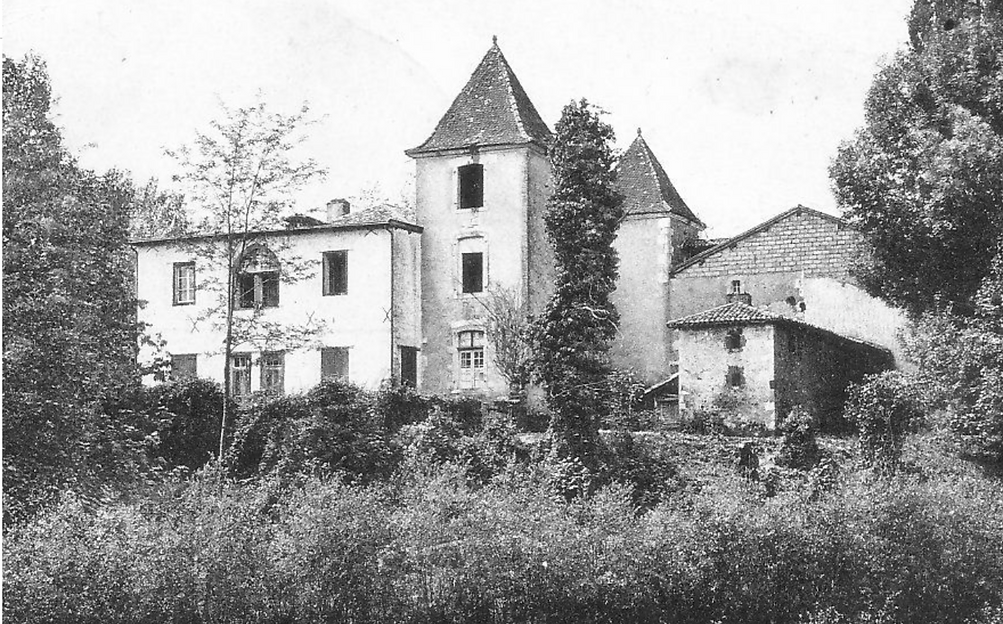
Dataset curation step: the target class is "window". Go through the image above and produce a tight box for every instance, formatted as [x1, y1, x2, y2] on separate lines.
[730, 280, 742, 294]
[727, 365, 745, 388]
[321, 347, 350, 381]
[170, 354, 197, 379]
[236, 245, 280, 309]
[457, 330, 485, 389]
[400, 346, 418, 388]
[725, 328, 743, 351]
[231, 354, 252, 397]
[458, 163, 483, 209]
[322, 250, 348, 296]
[260, 351, 285, 395]
[173, 262, 196, 305]
[461, 252, 484, 293]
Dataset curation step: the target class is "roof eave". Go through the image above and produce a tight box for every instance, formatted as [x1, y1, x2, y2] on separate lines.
[130, 219, 423, 247]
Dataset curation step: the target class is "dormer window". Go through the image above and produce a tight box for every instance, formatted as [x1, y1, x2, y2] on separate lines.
[458, 164, 483, 209]
[731, 280, 742, 294]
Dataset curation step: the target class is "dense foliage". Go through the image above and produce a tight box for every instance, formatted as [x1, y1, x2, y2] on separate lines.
[6, 455, 1002, 624]
[533, 98, 624, 470]
[2, 55, 143, 525]
[845, 372, 927, 473]
[831, 0, 1003, 317]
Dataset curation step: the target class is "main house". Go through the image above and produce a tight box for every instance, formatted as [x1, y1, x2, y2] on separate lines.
[133, 40, 904, 428]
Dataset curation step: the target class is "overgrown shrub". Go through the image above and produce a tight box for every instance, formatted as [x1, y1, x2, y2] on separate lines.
[845, 371, 926, 474]
[776, 407, 821, 470]
[228, 380, 399, 482]
[600, 431, 682, 510]
[373, 381, 430, 433]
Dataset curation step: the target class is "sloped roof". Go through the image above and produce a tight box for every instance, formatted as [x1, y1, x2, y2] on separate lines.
[671, 205, 847, 275]
[616, 131, 703, 226]
[667, 302, 779, 328]
[406, 39, 553, 156]
[131, 204, 420, 247]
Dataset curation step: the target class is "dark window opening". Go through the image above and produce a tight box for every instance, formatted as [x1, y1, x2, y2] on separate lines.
[730, 279, 742, 294]
[321, 347, 350, 381]
[725, 328, 743, 351]
[261, 351, 285, 395]
[323, 250, 348, 296]
[170, 354, 197, 380]
[173, 262, 196, 305]
[400, 346, 418, 388]
[462, 252, 484, 293]
[727, 365, 745, 388]
[458, 163, 484, 209]
[236, 246, 280, 309]
[231, 354, 252, 397]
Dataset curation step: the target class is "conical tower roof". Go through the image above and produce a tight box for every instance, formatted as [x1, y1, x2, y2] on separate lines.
[406, 39, 553, 156]
[616, 130, 703, 226]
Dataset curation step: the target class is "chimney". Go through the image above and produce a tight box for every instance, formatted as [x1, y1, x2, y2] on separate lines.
[726, 292, 753, 306]
[326, 198, 351, 221]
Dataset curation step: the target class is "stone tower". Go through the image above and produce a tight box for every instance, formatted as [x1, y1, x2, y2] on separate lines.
[611, 130, 704, 382]
[406, 40, 553, 395]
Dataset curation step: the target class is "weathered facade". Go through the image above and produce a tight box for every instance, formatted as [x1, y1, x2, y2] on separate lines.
[668, 206, 908, 366]
[610, 132, 704, 382]
[405, 41, 554, 395]
[669, 302, 893, 430]
[134, 205, 422, 393]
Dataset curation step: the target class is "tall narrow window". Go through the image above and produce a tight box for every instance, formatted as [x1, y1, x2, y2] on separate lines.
[173, 262, 196, 305]
[231, 353, 252, 397]
[260, 351, 285, 395]
[457, 330, 485, 389]
[727, 365, 745, 388]
[458, 163, 483, 209]
[236, 245, 280, 309]
[321, 347, 350, 381]
[725, 328, 743, 351]
[461, 252, 484, 293]
[322, 250, 348, 296]
[400, 346, 418, 388]
[170, 354, 197, 379]
[731, 280, 742, 294]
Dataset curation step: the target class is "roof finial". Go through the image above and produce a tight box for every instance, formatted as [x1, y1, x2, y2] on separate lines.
[492, 34, 498, 46]
[637, 127, 642, 136]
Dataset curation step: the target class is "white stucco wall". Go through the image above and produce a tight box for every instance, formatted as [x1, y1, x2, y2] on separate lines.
[135, 224, 420, 393]
[414, 145, 550, 396]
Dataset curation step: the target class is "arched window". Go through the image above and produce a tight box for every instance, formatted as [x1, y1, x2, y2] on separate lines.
[236, 245, 280, 309]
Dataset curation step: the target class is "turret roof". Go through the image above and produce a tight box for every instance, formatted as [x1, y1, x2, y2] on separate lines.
[616, 130, 703, 226]
[406, 39, 553, 156]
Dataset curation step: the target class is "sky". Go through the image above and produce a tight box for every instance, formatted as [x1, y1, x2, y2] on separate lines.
[4, 0, 914, 238]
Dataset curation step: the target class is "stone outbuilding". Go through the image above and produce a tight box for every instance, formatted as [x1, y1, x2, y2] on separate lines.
[668, 301, 893, 431]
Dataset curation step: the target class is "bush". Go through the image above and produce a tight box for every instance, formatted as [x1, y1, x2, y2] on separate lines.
[600, 431, 682, 510]
[228, 380, 399, 482]
[776, 407, 821, 470]
[373, 381, 430, 433]
[845, 371, 926, 474]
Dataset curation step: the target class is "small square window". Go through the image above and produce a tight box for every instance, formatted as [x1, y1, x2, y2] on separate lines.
[323, 250, 348, 296]
[725, 328, 743, 351]
[461, 252, 484, 293]
[730, 280, 742, 294]
[458, 164, 483, 209]
[170, 354, 197, 380]
[321, 347, 350, 382]
[173, 262, 196, 305]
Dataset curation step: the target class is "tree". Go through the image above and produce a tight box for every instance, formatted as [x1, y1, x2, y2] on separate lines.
[830, 0, 1003, 317]
[476, 286, 533, 395]
[3, 55, 145, 524]
[129, 177, 191, 241]
[532, 99, 624, 469]
[167, 101, 327, 458]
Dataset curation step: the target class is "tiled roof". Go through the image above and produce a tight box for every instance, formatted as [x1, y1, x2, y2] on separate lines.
[670, 205, 847, 275]
[406, 40, 553, 156]
[616, 131, 703, 226]
[330, 203, 418, 228]
[667, 302, 779, 328]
